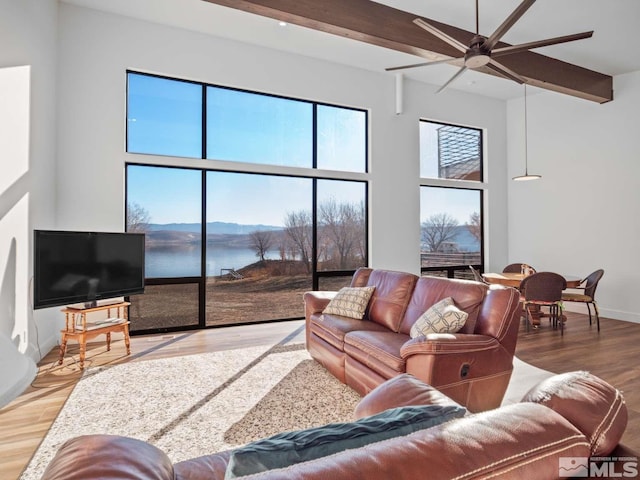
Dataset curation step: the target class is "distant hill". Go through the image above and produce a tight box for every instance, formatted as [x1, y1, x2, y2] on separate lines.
[147, 221, 282, 235]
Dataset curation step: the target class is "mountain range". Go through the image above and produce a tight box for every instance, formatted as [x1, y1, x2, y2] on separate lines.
[147, 221, 282, 235]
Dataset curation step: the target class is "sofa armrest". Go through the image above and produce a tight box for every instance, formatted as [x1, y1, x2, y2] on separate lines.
[40, 435, 175, 480]
[400, 333, 500, 358]
[303, 291, 336, 317]
[400, 334, 514, 412]
[354, 374, 462, 419]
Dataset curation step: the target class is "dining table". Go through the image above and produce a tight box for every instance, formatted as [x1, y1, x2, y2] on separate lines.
[482, 272, 582, 289]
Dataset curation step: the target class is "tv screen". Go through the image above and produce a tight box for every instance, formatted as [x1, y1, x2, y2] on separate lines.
[33, 230, 145, 309]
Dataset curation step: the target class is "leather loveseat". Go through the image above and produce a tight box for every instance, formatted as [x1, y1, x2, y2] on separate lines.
[40, 371, 629, 480]
[304, 268, 522, 412]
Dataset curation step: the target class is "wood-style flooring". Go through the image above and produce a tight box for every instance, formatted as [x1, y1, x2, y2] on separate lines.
[0, 312, 638, 480]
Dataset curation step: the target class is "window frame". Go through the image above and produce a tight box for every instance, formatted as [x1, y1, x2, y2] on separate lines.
[419, 118, 486, 279]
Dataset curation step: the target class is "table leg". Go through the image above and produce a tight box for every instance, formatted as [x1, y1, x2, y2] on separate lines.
[58, 334, 67, 365]
[79, 333, 87, 369]
[123, 324, 131, 355]
[528, 304, 543, 327]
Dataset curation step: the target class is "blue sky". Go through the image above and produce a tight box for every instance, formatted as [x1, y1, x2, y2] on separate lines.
[127, 73, 367, 226]
[126, 72, 476, 227]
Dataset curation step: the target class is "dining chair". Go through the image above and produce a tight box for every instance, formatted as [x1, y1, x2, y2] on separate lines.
[520, 272, 567, 334]
[502, 263, 537, 274]
[469, 265, 487, 284]
[561, 269, 604, 332]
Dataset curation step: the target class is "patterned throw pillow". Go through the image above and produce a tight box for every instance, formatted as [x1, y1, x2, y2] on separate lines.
[410, 297, 468, 338]
[322, 286, 376, 320]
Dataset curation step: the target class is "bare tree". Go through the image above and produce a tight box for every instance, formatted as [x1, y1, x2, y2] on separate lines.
[127, 202, 151, 233]
[284, 210, 312, 272]
[466, 211, 481, 242]
[319, 198, 361, 269]
[421, 213, 459, 252]
[250, 230, 273, 262]
[355, 200, 366, 263]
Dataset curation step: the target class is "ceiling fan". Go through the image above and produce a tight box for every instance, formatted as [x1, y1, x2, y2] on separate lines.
[387, 0, 594, 93]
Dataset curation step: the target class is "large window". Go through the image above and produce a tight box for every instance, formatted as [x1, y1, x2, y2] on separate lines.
[126, 72, 368, 333]
[420, 120, 484, 279]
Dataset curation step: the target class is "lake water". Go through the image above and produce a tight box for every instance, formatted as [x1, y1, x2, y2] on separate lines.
[145, 246, 279, 278]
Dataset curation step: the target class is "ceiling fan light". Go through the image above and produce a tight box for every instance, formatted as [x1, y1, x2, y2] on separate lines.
[465, 54, 491, 68]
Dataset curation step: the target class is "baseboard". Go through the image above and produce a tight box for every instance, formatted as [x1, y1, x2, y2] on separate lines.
[563, 304, 640, 324]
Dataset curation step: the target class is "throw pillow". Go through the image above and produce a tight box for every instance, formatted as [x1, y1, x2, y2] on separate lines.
[224, 404, 466, 478]
[410, 297, 469, 338]
[322, 286, 376, 320]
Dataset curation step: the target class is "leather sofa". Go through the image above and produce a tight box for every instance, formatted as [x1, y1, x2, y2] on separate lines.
[304, 268, 522, 411]
[40, 371, 629, 480]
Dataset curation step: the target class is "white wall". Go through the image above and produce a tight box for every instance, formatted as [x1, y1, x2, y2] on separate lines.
[507, 71, 640, 322]
[55, 6, 508, 283]
[0, 0, 58, 407]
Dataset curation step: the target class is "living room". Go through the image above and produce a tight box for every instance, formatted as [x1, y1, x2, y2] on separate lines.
[2, 0, 640, 477]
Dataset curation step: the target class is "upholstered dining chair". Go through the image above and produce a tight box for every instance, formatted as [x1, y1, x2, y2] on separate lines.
[502, 263, 537, 274]
[469, 265, 488, 284]
[561, 269, 604, 332]
[520, 272, 567, 334]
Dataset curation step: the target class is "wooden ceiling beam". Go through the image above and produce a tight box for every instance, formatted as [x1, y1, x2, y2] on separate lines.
[201, 0, 613, 103]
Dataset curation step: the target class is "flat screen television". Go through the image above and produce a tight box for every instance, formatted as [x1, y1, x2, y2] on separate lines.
[33, 230, 145, 309]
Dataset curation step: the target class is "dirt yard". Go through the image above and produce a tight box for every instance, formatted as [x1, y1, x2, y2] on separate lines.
[128, 260, 351, 331]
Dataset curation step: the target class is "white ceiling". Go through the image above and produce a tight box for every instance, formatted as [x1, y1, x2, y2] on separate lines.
[61, 0, 640, 100]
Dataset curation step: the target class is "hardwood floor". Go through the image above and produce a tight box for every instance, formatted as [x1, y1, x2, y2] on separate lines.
[0, 312, 638, 479]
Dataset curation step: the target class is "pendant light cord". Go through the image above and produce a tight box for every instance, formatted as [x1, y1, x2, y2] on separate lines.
[524, 83, 528, 174]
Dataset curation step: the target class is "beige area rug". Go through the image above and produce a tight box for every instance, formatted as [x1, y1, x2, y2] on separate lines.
[20, 341, 360, 480]
[20, 342, 552, 480]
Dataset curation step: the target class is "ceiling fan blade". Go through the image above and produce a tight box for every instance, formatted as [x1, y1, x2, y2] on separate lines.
[486, 59, 526, 84]
[413, 18, 468, 53]
[484, 0, 536, 50]
[492, 31, 594, 57]
[435, 66, 468, 94]
[386, 56, 463, 72]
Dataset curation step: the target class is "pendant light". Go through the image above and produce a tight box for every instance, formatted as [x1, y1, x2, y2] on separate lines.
[512, 84, 541, 181]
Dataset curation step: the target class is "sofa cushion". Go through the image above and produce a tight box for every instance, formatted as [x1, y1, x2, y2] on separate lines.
[365, 270, 418, 331]
[224, 404, 466, 478]
[400, 276, 486, 335]
[409, 297, 468, 338]
[323, 286, 376, 319]
[310, 314, 389, 351]
[522, 371, 627, 456]
[350, 267, 373, 287]
[344, 330, 409, 374]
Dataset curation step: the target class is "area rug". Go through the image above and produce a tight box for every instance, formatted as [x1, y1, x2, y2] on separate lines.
[19, 341, 360, 480]
[20, 343, 552, 480]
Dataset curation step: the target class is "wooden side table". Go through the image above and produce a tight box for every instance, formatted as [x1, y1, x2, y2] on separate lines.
[58, 302, 131, 369]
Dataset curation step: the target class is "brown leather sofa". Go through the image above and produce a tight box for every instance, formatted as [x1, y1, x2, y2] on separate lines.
[304, 268, 522, 412]
[40, 371, 628, 480]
